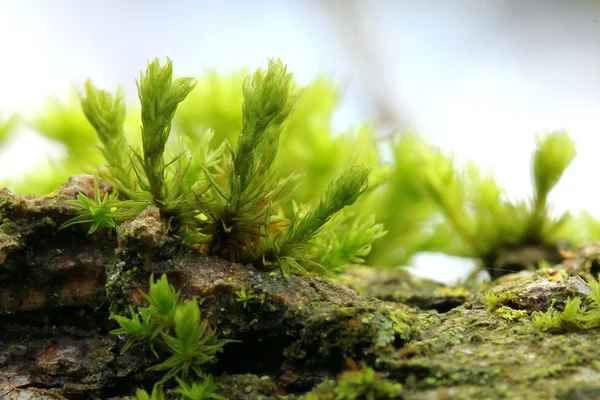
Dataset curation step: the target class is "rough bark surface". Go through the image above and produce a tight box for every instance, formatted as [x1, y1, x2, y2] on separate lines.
[0, 178, 405, 399]
[2, 177, 600, 399]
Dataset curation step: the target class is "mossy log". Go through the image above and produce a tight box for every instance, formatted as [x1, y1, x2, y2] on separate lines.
[2, 177, 600, 399]
[0, 177, 406, 399]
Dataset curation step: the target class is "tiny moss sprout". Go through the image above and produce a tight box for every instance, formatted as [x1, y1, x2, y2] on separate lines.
[60, 179, 120, 234]
[110, 274, 230, 389]
[531, 278, 600, 332]
[483, 292, 502, 310]
[174, 376, 225, 400]
[134, 385, 166, 400]
[333, 363, 402, 400]
[234, 286, 256, 309]
[147, 298, 226, 384]
[135, 378, 224, 400]
[579, 278, 600, 328]
[531, 298, 584, 332]
[483, 291, 516, 311]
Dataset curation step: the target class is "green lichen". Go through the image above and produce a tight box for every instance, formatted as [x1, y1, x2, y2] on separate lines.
[494, 305, 528, 322]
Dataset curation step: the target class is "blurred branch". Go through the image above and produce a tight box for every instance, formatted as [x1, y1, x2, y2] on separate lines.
[316, 0, 409, 137]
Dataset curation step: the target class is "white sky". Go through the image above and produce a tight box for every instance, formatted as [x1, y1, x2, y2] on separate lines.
[0, 1, 599, 283]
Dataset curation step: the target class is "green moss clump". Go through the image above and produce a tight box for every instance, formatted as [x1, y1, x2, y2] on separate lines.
[415, 131, 577, 277]
[482, 291, 522, 311]
[56, 58, 380, 278]
[111, 274, 230, 396]
[531, 278, 600, 332]
[305, 365, 402, 400]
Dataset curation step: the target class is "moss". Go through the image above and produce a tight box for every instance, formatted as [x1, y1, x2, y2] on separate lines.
[0, 219, 18, 235]
[106, 207, 168, 315]
[105, 261, 142, 315]
[283, 305, 411, 384]
[483, 291, 522, 310]
[235, 286, 258, 309]
[216, 374, 289, 399]
[305, 366, 402, 400]
[370, 288, 600, 399]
